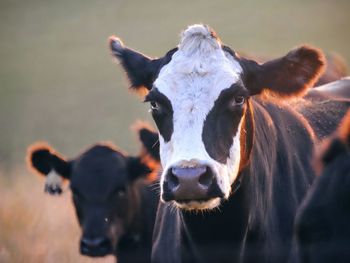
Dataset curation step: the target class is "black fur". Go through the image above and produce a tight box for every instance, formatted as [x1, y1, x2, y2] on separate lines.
[293, 79, 350, 140]
[110, 37, 177, 92]
[28, 144, 71, 179]
[30, 148, 52, 175]
[110, 28, 349, 263]
[202, 84, 248, 163]
[27, 127, 160, 262]
[139, 127, 160, 161]
[152, 99, 318, 263]
[127, 156, 152, 181]
[145, 88, 174, 142]
[294, 111, 350, 263]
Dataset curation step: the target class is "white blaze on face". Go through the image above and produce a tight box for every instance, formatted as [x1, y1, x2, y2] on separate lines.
[154, 25, 244, 202]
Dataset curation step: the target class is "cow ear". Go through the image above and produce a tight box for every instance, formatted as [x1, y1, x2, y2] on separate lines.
[109, 36, 177, 95]
[127, 156, 152, 181]
[26, 142, 71, 179]
[241, 45, 325, 98]
[138, 126, 160, 162]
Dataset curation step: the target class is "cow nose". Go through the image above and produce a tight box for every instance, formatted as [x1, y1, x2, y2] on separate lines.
[80, 237, 112, 257]
[162, 165, 215, 201]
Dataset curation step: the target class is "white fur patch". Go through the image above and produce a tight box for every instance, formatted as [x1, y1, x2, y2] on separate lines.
[110, 36, 125, 56]
[175, 198, 221, 211]
[45, 171, 63, 193]
[155, 25, 244, 208]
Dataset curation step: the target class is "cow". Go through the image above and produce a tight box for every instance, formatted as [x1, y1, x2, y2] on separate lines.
[293, 110, 350, 263]
[26, 125, 160, 262]
[109, 24, 350, 263]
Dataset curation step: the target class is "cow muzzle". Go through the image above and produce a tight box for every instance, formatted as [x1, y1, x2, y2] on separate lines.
[162, 164, 224, 206]
[80, 236, 112, 257]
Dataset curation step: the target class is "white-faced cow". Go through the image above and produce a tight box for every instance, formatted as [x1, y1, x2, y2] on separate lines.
[110, 24, 350, 263]
[293, 110, 350, 263]
[27, 125, 160, 262]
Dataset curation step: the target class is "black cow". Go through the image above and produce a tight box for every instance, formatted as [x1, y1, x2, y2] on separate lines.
[110, 24, 350, 263]
[27, 125, 160, 262]
[293, 77, 350, 141]
[294, 110, 350, 263]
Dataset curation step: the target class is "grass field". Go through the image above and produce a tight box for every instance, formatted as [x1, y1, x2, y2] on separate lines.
[0, 0, 349, 262]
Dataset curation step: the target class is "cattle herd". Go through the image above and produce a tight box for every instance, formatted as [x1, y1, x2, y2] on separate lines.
[26, 25, 350, 263]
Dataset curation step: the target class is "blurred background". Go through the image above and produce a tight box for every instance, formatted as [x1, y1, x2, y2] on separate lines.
[0, 0, 349, 261]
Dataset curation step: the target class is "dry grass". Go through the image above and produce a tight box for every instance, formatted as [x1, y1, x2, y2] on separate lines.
[0, 167, 115, 263]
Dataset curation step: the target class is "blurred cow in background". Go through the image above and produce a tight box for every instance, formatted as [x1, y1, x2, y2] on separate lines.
[294, 110, 350, 263]
[27, 124, 160, 262]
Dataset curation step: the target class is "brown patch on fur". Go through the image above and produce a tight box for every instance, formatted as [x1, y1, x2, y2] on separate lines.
[132, 121, 161, 182]
[338, 110, 350, 143]
[243, 45, 326, 99]
[239, 100, 254, 172]
[264, 46, 325, 97]
[140, 154, 160, 183]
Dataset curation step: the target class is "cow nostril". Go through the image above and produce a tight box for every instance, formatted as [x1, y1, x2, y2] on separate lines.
[80, 237, 112, 257]
[168, 169, 180, 189]
[198, 167, 213, 187]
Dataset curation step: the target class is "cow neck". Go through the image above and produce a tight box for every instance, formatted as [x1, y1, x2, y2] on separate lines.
[179, 171, 250, 262]
[240, 98, 316, 263]
[243, 99, 278, 230]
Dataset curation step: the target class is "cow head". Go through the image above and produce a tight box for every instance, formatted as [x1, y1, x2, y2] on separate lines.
[296, 110, 350, 263]
[27, 127, 158, 257]
[110, 24, 325, 210]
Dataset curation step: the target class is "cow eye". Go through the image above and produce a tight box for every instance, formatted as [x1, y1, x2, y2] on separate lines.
[150, 101, 160, 112]
[233, 96, 245, 105]
[151, 102, 158, 110]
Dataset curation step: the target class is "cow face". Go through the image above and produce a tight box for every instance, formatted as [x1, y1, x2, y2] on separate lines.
[110, 24, 325, 210]
[27, 141, 154, 257]
[296, 111, 350, 263]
